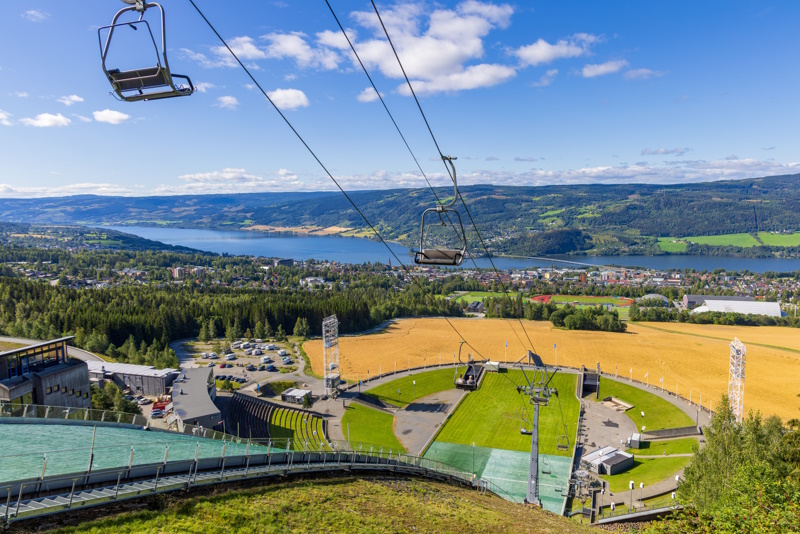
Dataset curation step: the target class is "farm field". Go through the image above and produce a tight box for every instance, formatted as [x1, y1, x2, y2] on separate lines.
[0, 342, 23, 352]
[340, 403, 405, 452]
[601, 457, 690, 492]
[758, 231, 800, 246]
[684, 233, 760, 248]
[657, 237, 687, 253]
[597, 379, 694, 431]
[435, 371, 580, 457]
[365, 368, 456, 407]
[304, 318, 800, 420]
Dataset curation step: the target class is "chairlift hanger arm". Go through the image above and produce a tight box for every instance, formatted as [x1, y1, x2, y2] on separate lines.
[439, 156, 458, 209]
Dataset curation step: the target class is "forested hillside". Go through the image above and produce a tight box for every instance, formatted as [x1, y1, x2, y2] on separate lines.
[2, 174, 800, 256]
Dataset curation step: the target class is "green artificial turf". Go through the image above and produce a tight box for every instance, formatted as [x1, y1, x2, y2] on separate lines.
[435, 370, 579, 457]
[600, 456, 690, 492]
[365, 368, 456, 407]
[341, 403, 405, 452]
[598, 378, 694, 431]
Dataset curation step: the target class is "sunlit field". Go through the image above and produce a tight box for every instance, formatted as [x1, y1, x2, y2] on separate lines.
[305, 318, 800, 420]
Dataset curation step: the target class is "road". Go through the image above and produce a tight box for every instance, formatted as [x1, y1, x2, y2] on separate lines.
[0, 336, 103, 362]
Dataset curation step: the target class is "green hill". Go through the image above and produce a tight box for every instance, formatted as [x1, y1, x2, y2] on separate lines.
[41, 476, 592, 534]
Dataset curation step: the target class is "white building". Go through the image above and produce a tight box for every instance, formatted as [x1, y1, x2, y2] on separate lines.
[692, 299, 782, 317]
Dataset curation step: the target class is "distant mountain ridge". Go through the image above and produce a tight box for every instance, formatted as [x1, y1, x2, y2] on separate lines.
[2, 174, 799, 256]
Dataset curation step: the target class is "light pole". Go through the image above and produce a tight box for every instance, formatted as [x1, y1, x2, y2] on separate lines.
[472, 442, 475, 479]
[413, 380, 416, 399]
[639, 482, 644, 507]
[641, 411, 645, 432]
[629, 480, 634, 510]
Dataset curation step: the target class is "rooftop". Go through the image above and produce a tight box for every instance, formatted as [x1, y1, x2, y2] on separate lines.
[0, 337, 74, 359]
[86, 360, 178, 379]
[172, 367, 220, 423]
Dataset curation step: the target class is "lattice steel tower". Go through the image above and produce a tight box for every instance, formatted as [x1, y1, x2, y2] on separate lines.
[729, 338, 747, 423]
[322, 315, 340, 397]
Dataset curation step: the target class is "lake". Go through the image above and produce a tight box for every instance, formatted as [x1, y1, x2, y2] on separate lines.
[107, 226, 800, 273]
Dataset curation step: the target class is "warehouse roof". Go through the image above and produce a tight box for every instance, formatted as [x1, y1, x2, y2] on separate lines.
[692, 300, 782, 317]
[86, 360, 178, 379]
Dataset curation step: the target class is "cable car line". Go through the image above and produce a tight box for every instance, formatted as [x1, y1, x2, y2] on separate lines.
[370, 0, 538, 356]
[185, 0, 488, 362]
[323, 0, 468, 258]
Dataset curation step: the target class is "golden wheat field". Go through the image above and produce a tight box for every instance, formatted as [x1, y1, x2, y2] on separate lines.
[304, 318, 800, 420]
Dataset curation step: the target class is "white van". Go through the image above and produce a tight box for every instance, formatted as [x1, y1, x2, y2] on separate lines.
[208, 352, 218, 359]
[278, 349, 288, 357]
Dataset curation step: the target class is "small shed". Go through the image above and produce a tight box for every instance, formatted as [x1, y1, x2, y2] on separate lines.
[281, 388, 311, 405]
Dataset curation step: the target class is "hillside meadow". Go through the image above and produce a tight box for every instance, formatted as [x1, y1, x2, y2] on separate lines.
[305, 318, 800, 421]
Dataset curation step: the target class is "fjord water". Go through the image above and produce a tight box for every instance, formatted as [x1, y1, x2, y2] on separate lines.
[109, 226, 800, 273]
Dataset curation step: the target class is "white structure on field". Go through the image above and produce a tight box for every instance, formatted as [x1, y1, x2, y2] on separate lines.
[322, 315, 340, 397]
[729, 338, 747, 423]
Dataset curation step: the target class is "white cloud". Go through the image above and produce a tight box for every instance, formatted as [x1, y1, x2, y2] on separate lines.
[582, 60, 628, 78]
[357, 87, 381, 103]
[12, 92, 29, 98]
[20, 113, 71, 128]
[73, 114, 92, 123]
[624, 68, 663, 80]
[180, 48, 237, 68]
[532, 69, 558, 87]
[214, 36, 267, 61]
[193, 82, 216, 93]
[458, 0, 514, 27]
[267, 88, 309, 110]
[515, 34, 598, 67]
[400, 64, 516, 95]
[0, 110, 12, 126]
[262, 32, 340, 70]
[92, 109, 130, 124]
[641, 147, 692, 156]
[22, 9, 48, 22]
[216, 96, 239, 109]
[57, 94, 84, 106]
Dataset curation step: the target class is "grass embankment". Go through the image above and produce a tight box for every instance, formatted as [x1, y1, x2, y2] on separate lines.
[436, 371, 579, 457]
[598, 379, 694, 431]
[600, 457, 690, 492]
[0, 342, 24, 352]
[364, 368, 456, 407]
[656, 238, 687, 253]
[626, 437, 698, 456]
[341, 403, 405, 452]
[52, 477, 591, 534]
[305, 318, 800, 420]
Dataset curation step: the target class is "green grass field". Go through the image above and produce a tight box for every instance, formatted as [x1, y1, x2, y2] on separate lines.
[657, 238, 688, 253]
[600, 457, 690, 492]
[365, 368, 456, 407]
[268, 408, 327, 450]
[435, 370, 579, 457]
[341, 403, 406, 452]
[685, 233, 760, 248]
[451, 291, 507, 303]
[758, 232, 800, 247]
[55, 477, 590, 534]
[626, 437, 698, 456]
[550, 295, 631, 305]
[0, 342, 23, 352]
[598, 379, 694, 431]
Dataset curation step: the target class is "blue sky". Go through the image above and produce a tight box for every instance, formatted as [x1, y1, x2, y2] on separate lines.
[1, 1, 799, 197]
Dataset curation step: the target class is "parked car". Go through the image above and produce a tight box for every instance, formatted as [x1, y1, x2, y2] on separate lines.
[207, 352, 218, 359]
[258, 365, 267, 371]
[137, 397, 151, 406]
[278, 349, 288, 357]
[255, 338, 263, 343]
[150, 409, 164, 418]
[207, 362, 215, 367]
[282, 357, 293, 365]
[245, 364, 256, 371]
[260, 356, 272, 364]
[225, 354, 236, 361]
[266, 365, 278, 372]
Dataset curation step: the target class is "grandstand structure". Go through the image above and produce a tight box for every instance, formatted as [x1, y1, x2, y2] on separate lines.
[224, 392, 329, 450]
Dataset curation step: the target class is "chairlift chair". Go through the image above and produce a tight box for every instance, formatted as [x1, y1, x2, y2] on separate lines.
[414, 156, 467, 266]
[99, 0, 195, 102]
[453, 341, 479, 390]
